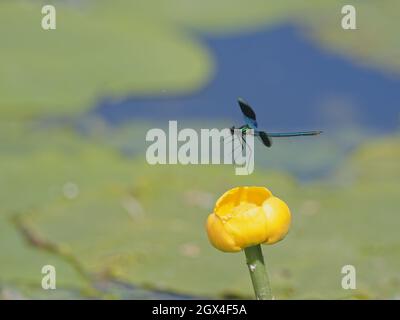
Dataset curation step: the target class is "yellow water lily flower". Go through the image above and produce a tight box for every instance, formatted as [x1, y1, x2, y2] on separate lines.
[206, 186, 291, 252]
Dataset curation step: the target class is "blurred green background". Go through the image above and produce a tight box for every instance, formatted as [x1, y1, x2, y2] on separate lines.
[1, 0, 399, 299]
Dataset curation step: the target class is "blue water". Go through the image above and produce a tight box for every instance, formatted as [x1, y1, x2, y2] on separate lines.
[95, 24, 400, 132]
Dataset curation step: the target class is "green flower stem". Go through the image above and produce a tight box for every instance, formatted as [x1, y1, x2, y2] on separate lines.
[244, 245, 272, 300]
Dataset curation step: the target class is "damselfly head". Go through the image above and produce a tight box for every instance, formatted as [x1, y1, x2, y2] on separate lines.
[230, 126, 235, 135]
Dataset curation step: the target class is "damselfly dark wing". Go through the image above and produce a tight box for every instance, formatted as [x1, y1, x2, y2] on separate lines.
[258, 131, 272, 147]
[238, 98, 258, 129]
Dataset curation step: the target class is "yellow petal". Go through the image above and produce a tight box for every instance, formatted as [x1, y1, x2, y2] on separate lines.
[214, 186, 272, 216]
[206, 213, 241, 252]
[223, 206, 269, 249]
[262, 196, 291, 244]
